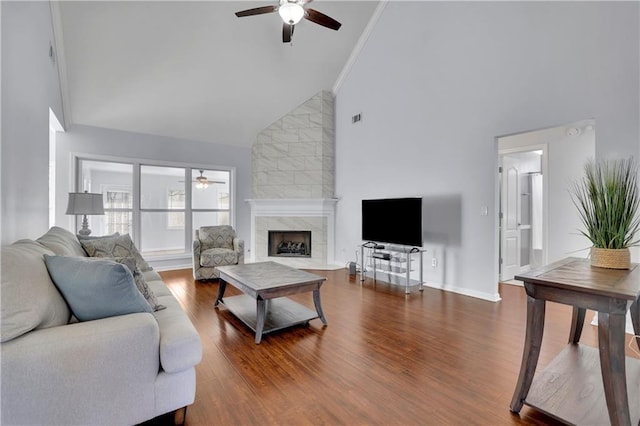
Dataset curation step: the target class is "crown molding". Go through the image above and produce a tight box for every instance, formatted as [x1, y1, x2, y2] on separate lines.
[332, 1, 388, 96]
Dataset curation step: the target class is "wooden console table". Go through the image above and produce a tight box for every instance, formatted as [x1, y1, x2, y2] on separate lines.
[510, 257, 640, 425]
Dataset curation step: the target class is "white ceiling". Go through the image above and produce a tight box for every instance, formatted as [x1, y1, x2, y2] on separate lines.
[55, 1, 379, 148]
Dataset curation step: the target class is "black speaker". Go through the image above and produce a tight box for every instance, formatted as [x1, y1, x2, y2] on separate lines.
[348, 262, 357, 275]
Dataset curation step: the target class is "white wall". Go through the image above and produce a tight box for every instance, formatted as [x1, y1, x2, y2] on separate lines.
[334, 2, 640, 301]
[1, 1, 64, 244]
[55, 124, 252, 265]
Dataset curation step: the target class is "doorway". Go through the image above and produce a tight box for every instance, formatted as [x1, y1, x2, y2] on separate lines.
[496, 119, 596, 286]
[499, 148, 545, 281]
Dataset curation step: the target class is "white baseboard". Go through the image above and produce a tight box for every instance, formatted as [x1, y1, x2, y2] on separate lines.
[424, 281, 502, 302]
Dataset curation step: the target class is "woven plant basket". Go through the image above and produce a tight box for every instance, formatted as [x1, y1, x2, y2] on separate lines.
[590, 247, 631, 269]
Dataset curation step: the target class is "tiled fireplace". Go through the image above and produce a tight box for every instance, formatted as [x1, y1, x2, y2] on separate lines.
[249, 91, 338, 269]
[247, 198, 337, 269]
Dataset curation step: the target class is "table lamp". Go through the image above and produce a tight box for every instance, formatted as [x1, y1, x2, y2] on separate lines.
[66, 191, 105, 236]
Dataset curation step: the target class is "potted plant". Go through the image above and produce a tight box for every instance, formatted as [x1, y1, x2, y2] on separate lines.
[569, 157, 640, 269]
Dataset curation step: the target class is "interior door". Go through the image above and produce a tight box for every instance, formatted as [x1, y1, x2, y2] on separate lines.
[500, 156, 521, 281]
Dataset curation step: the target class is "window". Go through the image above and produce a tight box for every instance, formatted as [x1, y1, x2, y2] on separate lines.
[80, 160, 133, 237]
[105, 190, 132, 234]
[192, 169, 231, 231]
[140, 165, 186, 255]
[167, 190, 185, 229]
[77, 158, 234, 258]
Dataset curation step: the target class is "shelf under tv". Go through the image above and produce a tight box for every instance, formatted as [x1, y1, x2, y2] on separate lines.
[359, 244, 425, 294]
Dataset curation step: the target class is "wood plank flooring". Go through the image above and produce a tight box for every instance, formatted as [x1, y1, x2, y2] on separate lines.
[159, 268, 640, 425]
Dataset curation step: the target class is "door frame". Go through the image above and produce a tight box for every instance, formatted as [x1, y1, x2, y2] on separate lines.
[498, 144, 549, 280]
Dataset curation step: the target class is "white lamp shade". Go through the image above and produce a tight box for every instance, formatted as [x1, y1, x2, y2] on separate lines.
[279, 2, 304, 25]
[66, 192, 105, 215]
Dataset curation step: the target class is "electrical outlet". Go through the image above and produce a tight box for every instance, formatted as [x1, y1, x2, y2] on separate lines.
[431, 258, 437, 268]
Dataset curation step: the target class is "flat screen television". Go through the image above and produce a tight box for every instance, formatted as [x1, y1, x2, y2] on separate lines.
[362, 197, 423, 247]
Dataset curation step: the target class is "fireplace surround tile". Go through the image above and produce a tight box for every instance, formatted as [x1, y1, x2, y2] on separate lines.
[249, 90, 337, 269]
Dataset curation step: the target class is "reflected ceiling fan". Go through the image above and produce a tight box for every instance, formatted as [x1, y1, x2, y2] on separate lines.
[180, 170, 225, 189]
[235, 0, 342, 43]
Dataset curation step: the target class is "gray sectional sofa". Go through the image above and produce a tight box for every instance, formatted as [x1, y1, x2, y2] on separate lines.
[1, 227, 202, 425]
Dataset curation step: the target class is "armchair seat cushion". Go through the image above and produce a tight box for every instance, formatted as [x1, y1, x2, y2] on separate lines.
[200, 248, 238, 267]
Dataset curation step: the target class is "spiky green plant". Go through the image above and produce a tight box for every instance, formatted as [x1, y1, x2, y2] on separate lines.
[569, 157, 640, 249]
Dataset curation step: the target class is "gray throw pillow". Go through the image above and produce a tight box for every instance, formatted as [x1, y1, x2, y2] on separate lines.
[43, 255, 152, 322]
[80, 234, 152, 271]
[76, 232, 120, 241]
[111, 257, 165, 312]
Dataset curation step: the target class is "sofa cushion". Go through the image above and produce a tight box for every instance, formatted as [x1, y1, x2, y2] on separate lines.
[112, 257, 165, 312]
[199, 226, 234, 250]
[36, 226, 87, 257]
[1, 240, 71, 342]
[43, 255, 152, 322]
[80, 234, 152, 271]
[153, 295, 202, 373]
[142, 269, 163, 283]
[146, 279, 173, 298]
[200, 248, 238, 267]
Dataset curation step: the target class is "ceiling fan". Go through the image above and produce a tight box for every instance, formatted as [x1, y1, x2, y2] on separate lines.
[235, 0, 342, 43]
[181, 170, 225, 189]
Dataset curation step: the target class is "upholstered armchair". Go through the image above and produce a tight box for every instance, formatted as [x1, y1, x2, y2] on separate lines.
[193, 225, 244, 280]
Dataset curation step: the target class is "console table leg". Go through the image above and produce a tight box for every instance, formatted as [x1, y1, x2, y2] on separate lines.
[631, 300, 640, 350]
[313, 288, 328, 325]
[568, 307, 586, 344]
[255, 298, 266, 344]
[510, 295, 545, 413]
[597, 311, 631, 426]
[214, 279, 227, 307]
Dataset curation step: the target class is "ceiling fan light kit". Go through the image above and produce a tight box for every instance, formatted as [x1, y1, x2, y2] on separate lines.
[235, 0, 342, 43]
[279, 1, 304, 25]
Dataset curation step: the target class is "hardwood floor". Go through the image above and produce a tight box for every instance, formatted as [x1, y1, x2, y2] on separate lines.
[159, 268, 640, 425]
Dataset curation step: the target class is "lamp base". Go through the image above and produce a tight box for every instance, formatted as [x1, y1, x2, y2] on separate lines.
[78, 215, 92, 236]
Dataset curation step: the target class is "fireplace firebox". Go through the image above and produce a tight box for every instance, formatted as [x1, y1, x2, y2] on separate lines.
[268, 230, 311, 258]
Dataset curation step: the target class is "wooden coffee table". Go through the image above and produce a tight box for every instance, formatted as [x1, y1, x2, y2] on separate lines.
[214, 261, 327, 344]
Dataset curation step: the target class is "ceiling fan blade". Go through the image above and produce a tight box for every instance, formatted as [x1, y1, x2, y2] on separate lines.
[283, 23, 293, 43]
[304, 8, 341, 31]
[235, 5, 278, 18]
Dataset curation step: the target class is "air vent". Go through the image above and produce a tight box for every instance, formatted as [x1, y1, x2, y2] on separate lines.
[352, 113, 362, 124]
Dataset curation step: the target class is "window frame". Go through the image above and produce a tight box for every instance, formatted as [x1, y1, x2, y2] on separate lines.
[73, 154, 236, 260]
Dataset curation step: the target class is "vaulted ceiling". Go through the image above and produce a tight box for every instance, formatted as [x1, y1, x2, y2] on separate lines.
[54, 1, 379, 148]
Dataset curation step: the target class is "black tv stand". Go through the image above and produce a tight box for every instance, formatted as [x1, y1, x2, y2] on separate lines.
[371, 252, 391, 260]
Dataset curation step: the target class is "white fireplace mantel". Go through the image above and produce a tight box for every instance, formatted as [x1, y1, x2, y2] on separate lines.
[246, 198, 338, 216]
[246, 198, 339, 267]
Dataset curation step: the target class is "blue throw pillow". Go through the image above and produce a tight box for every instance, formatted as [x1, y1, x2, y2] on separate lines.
[43, 255, 152, 322]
